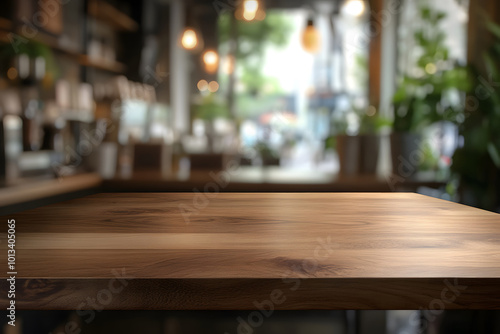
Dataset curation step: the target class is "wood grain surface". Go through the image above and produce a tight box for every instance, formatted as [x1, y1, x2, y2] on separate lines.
[1, 192, 499, 310]
[0, 173, 101, 208]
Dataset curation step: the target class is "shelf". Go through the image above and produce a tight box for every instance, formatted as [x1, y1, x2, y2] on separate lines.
[18, 24, 60, 48]
[51, 44, 83, 58]
[1, 26, 123, 74]
[0, 19, 13, 44]
[0, 30, 9, 44]
[0, 18, 12, 31]
[88, 0, 138, 32]
[0, 22, 81, 58]
[78, 54, 126, 74]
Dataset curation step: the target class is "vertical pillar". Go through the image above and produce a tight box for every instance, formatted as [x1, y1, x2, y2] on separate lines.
[368, 0, 400, 175]
[378, 0, 399, 117]
[368, 0, 383, 109]
[170, 0, 190, 136]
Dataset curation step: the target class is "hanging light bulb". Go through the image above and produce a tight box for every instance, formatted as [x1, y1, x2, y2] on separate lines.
[236, 0, 265, 21]
[222, 55, 235, 75]
[342, 0, 366, 17]
[181, 28, 199, 50]
[202, 49, 219, 74]
[208, 81, 219, 93]
[301, 19, 321, 54]
[203, 50, 218, 66]
[197, 79, 209, 92]
[243, 0, 258, 20]
[179, 8, 204, 52]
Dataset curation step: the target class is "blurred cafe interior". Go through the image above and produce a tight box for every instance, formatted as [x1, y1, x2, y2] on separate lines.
[0, 0, 499, 214]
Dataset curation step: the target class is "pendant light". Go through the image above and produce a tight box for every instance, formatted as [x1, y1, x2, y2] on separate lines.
[301, 18, 321, 54]
[202, 49, 219, 74]
[235, 0, 266, 22]
[342, 0, 366, 17]
[180, 7, 203, 52]
[181, 28, 199, 50]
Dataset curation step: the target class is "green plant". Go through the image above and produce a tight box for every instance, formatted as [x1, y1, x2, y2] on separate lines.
[324, 109, 348, 151]
[0, 40, 49, 58]
[255, 141, 279, 159]
[323, 107, 390, 152]
[191, 93, 229, 121]
[392, 6, 471, 133]
[419, 142, 440, 171]
[450, 19, 500, 211]
[358, 112, 392, 135]
[0, 40, 58, 79]
[330, 111, 349, 136]
[324, 135, 337, 151]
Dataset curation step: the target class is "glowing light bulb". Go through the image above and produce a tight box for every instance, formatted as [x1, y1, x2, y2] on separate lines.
[197, 79, 208, 92]
[243, 10, 256, 21]
[181, 28, 198, 50]
[203, 50, 219, 73]
[343, 0, 366, 17]
[301, 20, 321, 54]
[7, 67, 18, 80]
[203, 50, 218, 65]
[222, 55, 235, 75]
[244, 0, 258, 13]
[243, 0, 258, 20]
[208, 81, 219, 93]
[236, 0, 264, 22]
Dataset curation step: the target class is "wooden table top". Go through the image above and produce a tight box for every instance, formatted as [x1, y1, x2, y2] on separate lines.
[1, 192, 499, 310]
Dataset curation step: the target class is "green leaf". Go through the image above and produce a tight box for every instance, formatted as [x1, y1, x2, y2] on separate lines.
[487, 142, 500, 168]
[436, 12, 446, 21]
[486, 20, 500, 40]
[483, 53, 500, 81]
[420, 7, 432, 20]
[393, 86, 407, 103]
